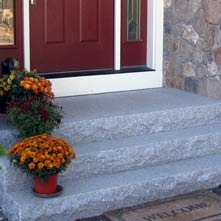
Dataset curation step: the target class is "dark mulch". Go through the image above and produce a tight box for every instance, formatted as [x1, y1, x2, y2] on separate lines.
[76, 215, 111, 221]
[212, 185, 221, 196]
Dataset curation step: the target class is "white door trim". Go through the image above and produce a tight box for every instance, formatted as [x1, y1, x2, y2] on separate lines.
[114, 0, 121, 70]
[23, 0, 30, 71]
[23, 0, 164, 97]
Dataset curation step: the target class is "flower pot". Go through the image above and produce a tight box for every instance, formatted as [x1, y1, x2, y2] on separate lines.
[34, 174, 58, 194]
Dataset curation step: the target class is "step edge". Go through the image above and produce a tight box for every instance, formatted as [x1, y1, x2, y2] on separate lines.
[60, 102, 221, 125]
[4, 154, 221, 221]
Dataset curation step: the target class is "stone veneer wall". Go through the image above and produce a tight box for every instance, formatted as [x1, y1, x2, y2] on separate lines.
[163, 0, 221, 98]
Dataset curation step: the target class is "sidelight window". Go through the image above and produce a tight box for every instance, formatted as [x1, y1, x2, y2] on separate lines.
[126, 0, 141, 41]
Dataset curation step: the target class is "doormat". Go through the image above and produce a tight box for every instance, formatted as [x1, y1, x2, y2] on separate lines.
[105, 192, 221, 221]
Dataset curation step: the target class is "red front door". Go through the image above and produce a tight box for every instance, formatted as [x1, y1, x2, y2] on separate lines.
[30, 0, 114, 73]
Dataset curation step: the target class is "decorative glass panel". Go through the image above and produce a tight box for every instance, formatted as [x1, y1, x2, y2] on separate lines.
[0, 0, 15, 46]
[127, 0, 141, 41]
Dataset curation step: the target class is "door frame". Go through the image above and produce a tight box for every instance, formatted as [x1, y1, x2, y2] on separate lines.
[23, 0, 164, 97]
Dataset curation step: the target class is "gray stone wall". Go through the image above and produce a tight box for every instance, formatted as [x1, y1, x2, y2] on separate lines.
[163, 0, 221, 98]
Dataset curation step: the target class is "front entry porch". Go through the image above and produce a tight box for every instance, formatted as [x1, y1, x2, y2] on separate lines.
[1, 0, 164, 97]
[1, 88, 221, 220]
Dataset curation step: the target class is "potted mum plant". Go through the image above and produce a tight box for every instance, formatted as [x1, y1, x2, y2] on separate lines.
[6, 96, 63, 138]
[0, 70, 54, 113]
[8, 134, 76, 196]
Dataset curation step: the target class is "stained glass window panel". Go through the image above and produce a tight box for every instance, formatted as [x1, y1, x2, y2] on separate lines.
[127, 0, 141, 41]
[0, 0, 15, 46]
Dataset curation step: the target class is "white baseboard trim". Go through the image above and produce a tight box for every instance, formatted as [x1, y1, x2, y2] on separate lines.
[51, 71, 163, 97]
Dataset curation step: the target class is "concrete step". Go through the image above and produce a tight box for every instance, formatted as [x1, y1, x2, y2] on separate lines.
[2, 123, 221, 192]
[1, 88, 221, 148]
[2, 154, 221, 221]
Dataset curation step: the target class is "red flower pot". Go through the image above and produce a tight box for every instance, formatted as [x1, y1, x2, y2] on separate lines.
[34, 174, 58, 194]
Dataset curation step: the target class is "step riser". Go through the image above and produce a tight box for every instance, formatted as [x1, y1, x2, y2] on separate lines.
[1, 194, 19, 221]
[56, 104, 221, 144]
[2, 104, 221, 149]
[3, 132, 221, 192]
[3, 160, 221, 221]
[0, 129, 18, 150]
[67, 132, 221, 180]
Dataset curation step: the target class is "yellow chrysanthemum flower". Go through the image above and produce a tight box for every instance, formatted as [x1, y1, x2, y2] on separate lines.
[28, 163, 35, 170]
[38, 162, 44, 170]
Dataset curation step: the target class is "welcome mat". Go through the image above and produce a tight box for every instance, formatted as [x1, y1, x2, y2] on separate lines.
[104, 192, 221, 221]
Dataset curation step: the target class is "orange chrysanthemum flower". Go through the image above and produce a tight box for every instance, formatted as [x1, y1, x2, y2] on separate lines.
[38, 162, 44, 170]
[28, 163, 35, 170]
[33, 157, 39, 163]
[8, 134, 76, 181]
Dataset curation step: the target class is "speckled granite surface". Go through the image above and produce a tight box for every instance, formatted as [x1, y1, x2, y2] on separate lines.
[2, 154, 221, 221]
[0, 208, 8, 221]
[2, 88, 221, 149]
[1, 88, 221, 220]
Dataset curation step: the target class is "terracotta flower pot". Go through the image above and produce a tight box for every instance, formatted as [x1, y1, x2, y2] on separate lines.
[34, 174, 58, 194]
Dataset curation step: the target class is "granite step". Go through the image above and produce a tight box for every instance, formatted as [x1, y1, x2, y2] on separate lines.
[55, 102, 221, 144]
[2, 123, 221, 193]
[2, 154, 221, 221]
[63, 123, 221, 180]
[1, 88, 221, 148]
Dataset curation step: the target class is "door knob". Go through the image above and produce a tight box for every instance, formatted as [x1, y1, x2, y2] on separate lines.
[31, 0, 37, 5]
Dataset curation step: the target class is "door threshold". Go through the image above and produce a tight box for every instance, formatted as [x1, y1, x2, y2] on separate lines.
[40, 66, 154, 79]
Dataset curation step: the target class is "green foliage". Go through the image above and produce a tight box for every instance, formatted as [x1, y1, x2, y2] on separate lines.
[0, 144, 7, 169]
[6, 97, 63, 138]
[0, 144, 7, 156]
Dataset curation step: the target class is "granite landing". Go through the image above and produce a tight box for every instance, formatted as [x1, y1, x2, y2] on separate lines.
[1, 88, 221, 148]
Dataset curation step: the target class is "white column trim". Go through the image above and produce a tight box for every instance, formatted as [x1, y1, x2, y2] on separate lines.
[147, 0, 155, 68]
[154, 0, 164, 76]
[23, 0, 30, 71]
[114, 0, 121, 70]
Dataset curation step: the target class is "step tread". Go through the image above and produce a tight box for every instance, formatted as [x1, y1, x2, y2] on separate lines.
[55, 88, 221, 122]
[74, 123, 221, 155]
[1, 88, 221, 130]
[12, 154, 221, 199]
[55, 101, 221, 144]
[2, 89, 221, 148]
[7, 154, 221, 220]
